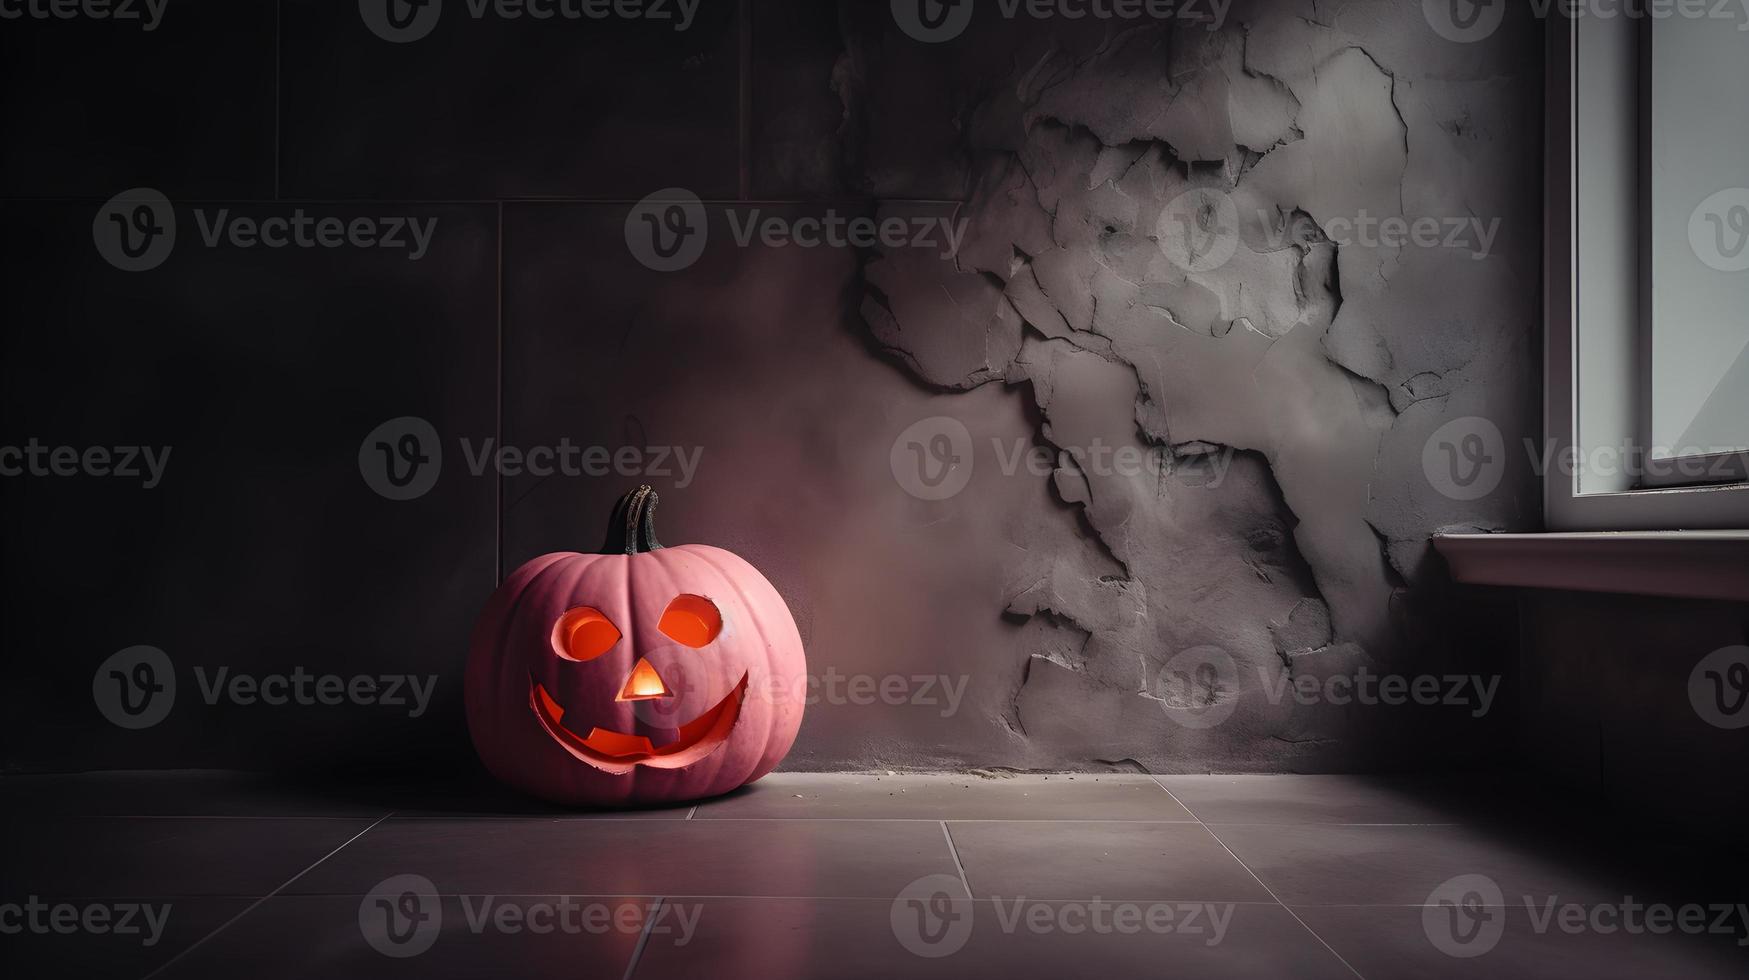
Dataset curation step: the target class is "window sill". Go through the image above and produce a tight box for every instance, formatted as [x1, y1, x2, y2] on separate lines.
[1432, 531, 1749, 603]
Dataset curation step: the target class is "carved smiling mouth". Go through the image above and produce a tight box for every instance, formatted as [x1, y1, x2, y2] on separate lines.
[530, 673, 747, 772]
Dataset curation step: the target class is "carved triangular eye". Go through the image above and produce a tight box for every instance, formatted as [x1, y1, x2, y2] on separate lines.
[553, 607, 621, 662]
[658, 594, 722, 648]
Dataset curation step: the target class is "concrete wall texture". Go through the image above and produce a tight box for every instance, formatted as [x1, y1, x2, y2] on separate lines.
[1, 0, 1541, 774]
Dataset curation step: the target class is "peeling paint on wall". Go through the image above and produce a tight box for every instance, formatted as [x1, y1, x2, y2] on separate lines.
[846, 0, 1539, 769]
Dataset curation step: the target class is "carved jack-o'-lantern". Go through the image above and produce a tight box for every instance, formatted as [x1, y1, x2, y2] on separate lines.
[465, 486, 806, 807]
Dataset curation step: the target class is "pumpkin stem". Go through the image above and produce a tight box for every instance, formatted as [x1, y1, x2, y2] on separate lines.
[600, 485, 664, 554]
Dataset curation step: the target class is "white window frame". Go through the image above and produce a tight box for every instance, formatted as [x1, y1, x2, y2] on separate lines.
[1546, 13, 1749, 530]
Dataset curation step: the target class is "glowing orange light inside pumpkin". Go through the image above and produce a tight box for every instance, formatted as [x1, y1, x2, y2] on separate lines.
[554, 606, 620, 662]
[658, 594, 723, 648]
[618, 658, 671, 700]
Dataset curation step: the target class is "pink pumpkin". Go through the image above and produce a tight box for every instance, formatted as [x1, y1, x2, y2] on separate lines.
[465, 486, 806, 807]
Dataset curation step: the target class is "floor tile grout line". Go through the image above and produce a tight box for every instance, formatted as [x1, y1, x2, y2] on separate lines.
[378, 816, 1211, 823]
[684, 816, 1209, 823]
[137, 811, 395, 980]
[1199, 829, 1369, 980]
[1151, 778, 1368, 980]
[27, 814, 400, 820]
[620, 895, 665, 980]
[263, 893, 1296, 903]
[50, 816, 1455, 826]
[1146, 773, 1204, 821]
[940, 821, 974, 898]
[1184, 822, 1465, 827]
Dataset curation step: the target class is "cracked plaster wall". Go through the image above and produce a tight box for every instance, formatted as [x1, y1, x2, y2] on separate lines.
[835, 0, 1541, 771]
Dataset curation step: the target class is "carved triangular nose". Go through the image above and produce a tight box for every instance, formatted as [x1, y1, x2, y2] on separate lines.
[618, 658, 671, 701]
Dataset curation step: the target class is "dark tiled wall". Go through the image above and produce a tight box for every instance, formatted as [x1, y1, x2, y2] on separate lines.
[0, 0, 948, 774]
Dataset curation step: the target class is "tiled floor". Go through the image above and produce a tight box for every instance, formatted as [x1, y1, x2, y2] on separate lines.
[2, 772, 1746, 979]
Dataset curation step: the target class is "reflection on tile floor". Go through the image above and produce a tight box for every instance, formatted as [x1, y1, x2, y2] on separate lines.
[1, 771, 1745, 979]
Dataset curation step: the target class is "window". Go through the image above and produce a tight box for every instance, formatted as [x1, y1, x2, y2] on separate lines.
[1548, 11, 1749, 528]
